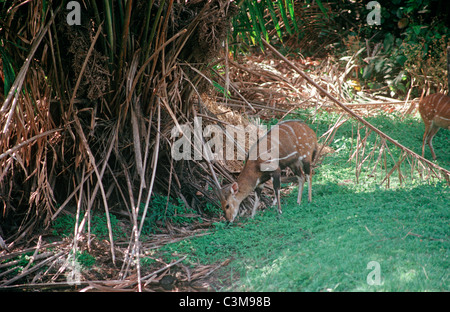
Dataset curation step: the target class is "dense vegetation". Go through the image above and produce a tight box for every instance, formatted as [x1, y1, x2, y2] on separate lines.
[1, 0, 449, 291]
[233, 0, 450, 98]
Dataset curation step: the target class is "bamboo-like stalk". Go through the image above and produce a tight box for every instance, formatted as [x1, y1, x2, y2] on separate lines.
[117, 0, 133, 84]
[103, 0, 114, 65]
[72, 113, 116, 264]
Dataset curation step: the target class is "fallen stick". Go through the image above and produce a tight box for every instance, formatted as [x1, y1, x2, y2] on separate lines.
[142, 256, 187, 286]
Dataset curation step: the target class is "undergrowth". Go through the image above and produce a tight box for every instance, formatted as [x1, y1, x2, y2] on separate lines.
[138, 195, 203, 235]
[52, 213, 126, 240]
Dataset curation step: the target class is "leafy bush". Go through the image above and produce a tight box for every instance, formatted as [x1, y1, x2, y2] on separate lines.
[231, 0, 449, 98]
[338, 0, 450, 98]
[402, 26, 449, 94]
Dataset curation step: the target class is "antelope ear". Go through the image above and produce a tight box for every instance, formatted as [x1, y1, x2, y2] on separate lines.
[230, 182, 239, 195]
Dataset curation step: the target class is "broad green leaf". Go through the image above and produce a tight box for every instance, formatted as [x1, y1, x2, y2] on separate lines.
[315, 0, 328, 18]
[266, 0, 283, 40]
[276, 0, 292, 35]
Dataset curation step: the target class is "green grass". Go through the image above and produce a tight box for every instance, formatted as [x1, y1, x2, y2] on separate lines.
[139, 194, 203, 235]
[52, 212, 126, 240]
[158, 110, 449, 291]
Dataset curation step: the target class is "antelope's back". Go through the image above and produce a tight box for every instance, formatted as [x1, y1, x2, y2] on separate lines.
[276, 120, 318, 160]
[247, 120, 317, 164]
[419, 93, 450, 126]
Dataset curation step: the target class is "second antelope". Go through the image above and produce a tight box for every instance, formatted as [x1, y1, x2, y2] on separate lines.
[419, 93, 450, 160]
[220, 120, 318, 222]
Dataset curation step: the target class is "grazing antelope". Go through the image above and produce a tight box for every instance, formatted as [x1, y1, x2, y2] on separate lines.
[220, 120, 318, 222]
[419, 93, 450, 160]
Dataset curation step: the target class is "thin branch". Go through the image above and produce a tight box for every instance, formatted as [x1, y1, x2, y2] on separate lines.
[0, 128, 62, 161]
[72, 113, 115, 264]
[68, 23, 103, 113]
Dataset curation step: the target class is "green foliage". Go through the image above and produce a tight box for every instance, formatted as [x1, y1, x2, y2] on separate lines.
[91, 214, 126, 239]
[140, 256, 157, 268]
[0, 252, 35, 277]
[231, 0, 449, 97]
[76, 251, 96, 268]
[231, 0, 299, 51]
[51, 215, 75, 237]
[0, 45, 16, 96]
[52, 213, 126, 240]
[139, 194, 202, 235]
[203, 201, 222, 216]
[338, 0, 450, 98]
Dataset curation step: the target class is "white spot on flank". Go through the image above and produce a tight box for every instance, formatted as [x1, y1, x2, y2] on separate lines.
[264, 151, 298, 163]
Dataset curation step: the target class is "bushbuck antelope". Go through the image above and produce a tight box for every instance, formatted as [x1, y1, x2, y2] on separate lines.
[220, 120, 318, 222]
[419, 93, 450, 160]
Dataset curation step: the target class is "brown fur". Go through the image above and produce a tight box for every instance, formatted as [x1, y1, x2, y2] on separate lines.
[419, 93, 450, 160]
[220, 120, 318, 222]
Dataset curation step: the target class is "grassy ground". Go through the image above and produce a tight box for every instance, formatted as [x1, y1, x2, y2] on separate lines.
[158, 110, 449, 292]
